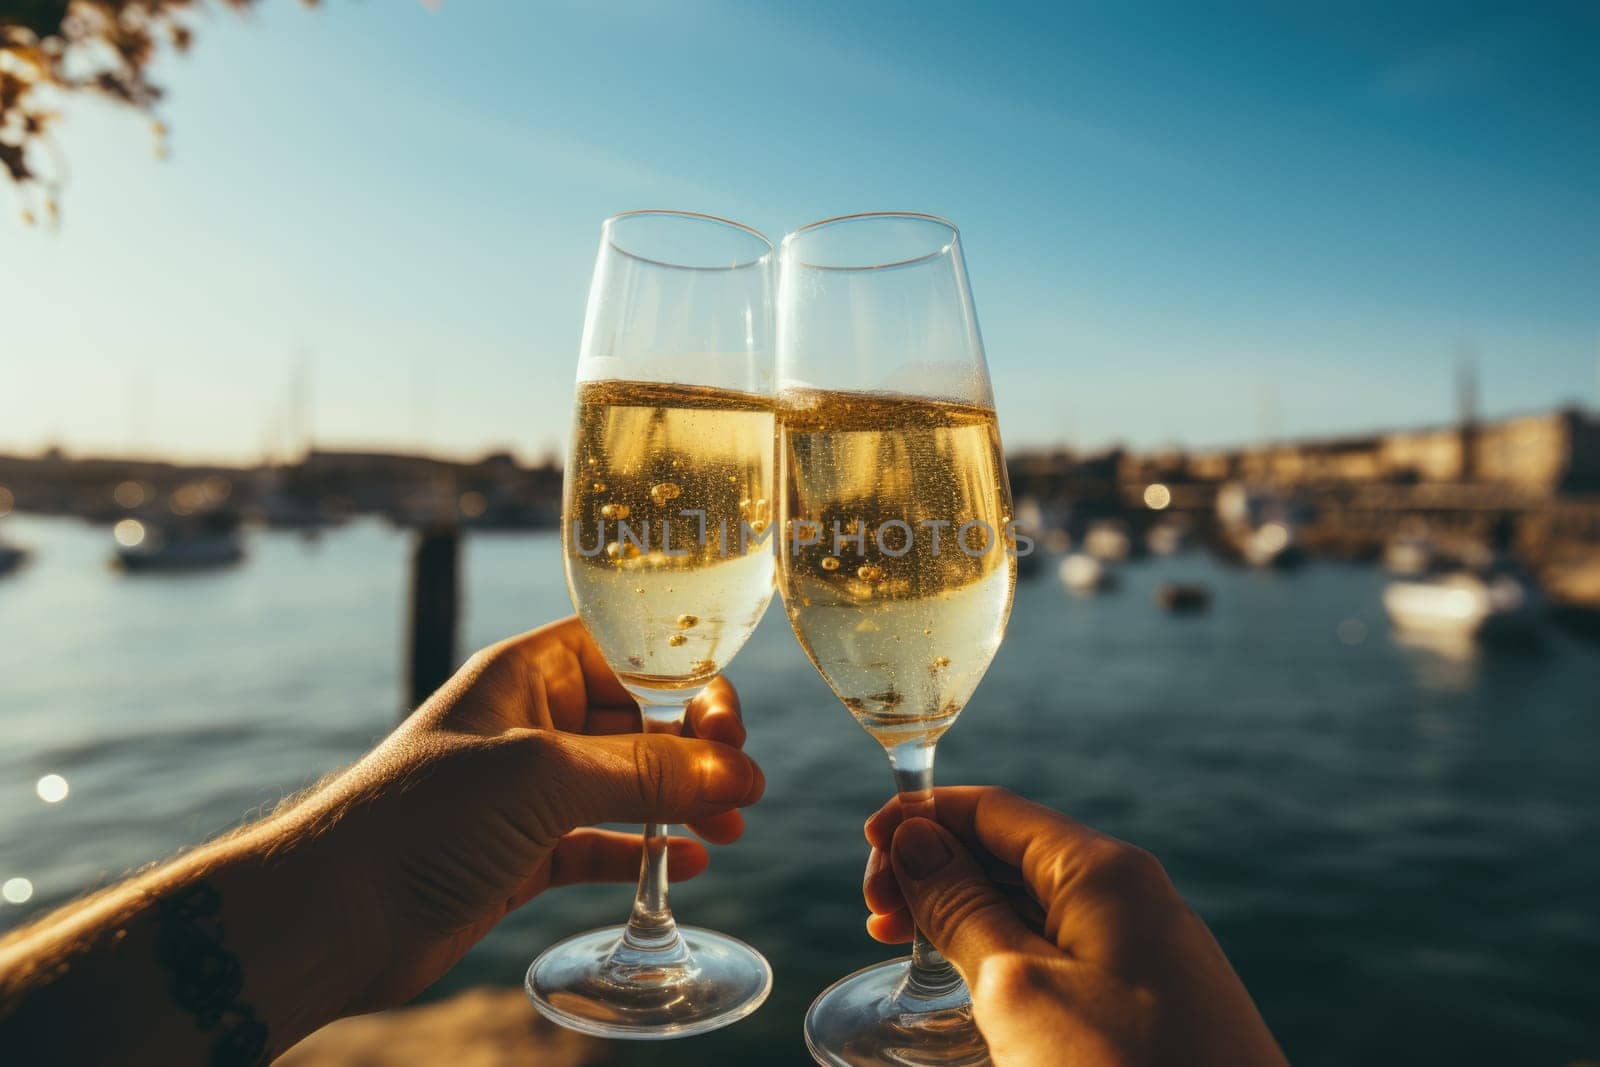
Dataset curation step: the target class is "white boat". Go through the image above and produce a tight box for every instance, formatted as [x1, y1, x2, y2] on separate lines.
[1058, 552, 1116, 593]
[1383, 572, 1538, 639]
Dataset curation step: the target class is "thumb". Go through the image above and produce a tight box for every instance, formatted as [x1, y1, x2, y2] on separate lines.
[537, 730, 765, 831]
[890, 817, 1048, 979]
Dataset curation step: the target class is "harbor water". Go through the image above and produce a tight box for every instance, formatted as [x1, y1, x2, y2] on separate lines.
[1, 515, 1596, 1065]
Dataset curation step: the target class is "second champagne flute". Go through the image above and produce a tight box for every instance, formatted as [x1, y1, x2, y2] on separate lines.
[777, 213, 1018, 1065]
[525, 210, 777, 1038]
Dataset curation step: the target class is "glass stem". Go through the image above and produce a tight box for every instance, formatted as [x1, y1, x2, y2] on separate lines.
[887, 738, 966, 999]
[618, 702, 689, 963]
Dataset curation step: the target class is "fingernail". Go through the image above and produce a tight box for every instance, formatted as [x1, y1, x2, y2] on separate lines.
[707, 755, 768, 806]
[864, 848, 891, 894]
[702, 751, 756, 806]
[864, 847, 885, 882]
[894, 818, 953, 880]
[742, 759, 766, 805]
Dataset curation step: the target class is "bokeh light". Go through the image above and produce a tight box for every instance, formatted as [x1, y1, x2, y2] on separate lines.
[169, 484, 207, 515]
[1256, 522, 1290, 554]
[459, 491, 488, 518]
[113, 519, 146, 547]
[113, 480, 146, 508]
[36, 774, 69, 804]
[1143, 483, 1172, 510]
[1, 877, 33, 905]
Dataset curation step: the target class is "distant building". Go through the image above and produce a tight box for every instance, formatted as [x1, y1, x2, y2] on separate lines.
[1173, 407, 1600, 495]
[1473, 409, 1600, 492]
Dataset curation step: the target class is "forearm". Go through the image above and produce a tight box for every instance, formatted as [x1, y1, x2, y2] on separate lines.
[0, 809, 380, 1065]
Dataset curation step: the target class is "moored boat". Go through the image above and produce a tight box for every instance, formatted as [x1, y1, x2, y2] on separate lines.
[1058, 552, 1117, 593]
[1157, 581, 1211, 613]
[1383, 532, 1435, 576]
[0, 542, 28, 577]
[113, 512, 245, 573]
[1382, 571, 1538, 639]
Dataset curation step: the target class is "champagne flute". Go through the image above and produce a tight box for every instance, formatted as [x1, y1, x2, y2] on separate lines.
[525, 210, 777, 1038]
[776, 213, 1017, 1065]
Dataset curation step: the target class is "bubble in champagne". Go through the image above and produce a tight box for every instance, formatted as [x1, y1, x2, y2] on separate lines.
[600, 502, 630, 520]
[820, 556, 841, 572]
[650, 481, 682, 506]
[634, 586, 645, 594]
[676, 614, 699, 629]
[857, 564, 884, 582]
[592, 480, 606, 491]
[668, 633, 687, 647]
[932, 656, 951, 669]
[628, 655, 644, 668]
[605, 542, 622, 560]
[692, 658, 716, 674]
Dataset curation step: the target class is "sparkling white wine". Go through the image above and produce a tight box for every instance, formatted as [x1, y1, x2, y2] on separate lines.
[564, 380, 776, 693]
[778, 388, 1017, 745]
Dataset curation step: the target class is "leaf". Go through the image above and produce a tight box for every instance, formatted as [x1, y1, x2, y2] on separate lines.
[0, 139, 31, 181]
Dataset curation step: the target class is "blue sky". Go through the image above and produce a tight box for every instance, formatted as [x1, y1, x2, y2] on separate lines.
[4, 0, 1597, 461]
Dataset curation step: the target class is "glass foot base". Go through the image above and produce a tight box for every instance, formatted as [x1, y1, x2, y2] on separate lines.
[525, 924, 772, 1040]
[805, 957, 991, 1066]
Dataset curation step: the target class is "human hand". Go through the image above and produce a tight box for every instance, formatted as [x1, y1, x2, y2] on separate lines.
[862, 788, 1285, 1067]
[289, 617, 764, 1011]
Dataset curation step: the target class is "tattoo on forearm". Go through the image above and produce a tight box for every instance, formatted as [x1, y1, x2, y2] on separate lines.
[155, 882, 269, 1067]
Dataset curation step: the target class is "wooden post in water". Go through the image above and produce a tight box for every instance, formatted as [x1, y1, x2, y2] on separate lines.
[407, 523, 460, 712]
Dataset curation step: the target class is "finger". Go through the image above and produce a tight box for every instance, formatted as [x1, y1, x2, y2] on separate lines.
[540, 617, 635, 715]
[870, 787, 1111, 907]
[547, 828, 710, 887]
[867, 907, 914, 944]
[869, 890, 1038, 945]
[684, 808, 745, 846]
[474, 618, 636, 733]
[890, 817, 1054, 980]
[586, 707, 644, 736]
[865, 844, 1021, 918]
[684, 676, 746, 749]
[864, 847, 904, 916]
[533, 730, 765, 830]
